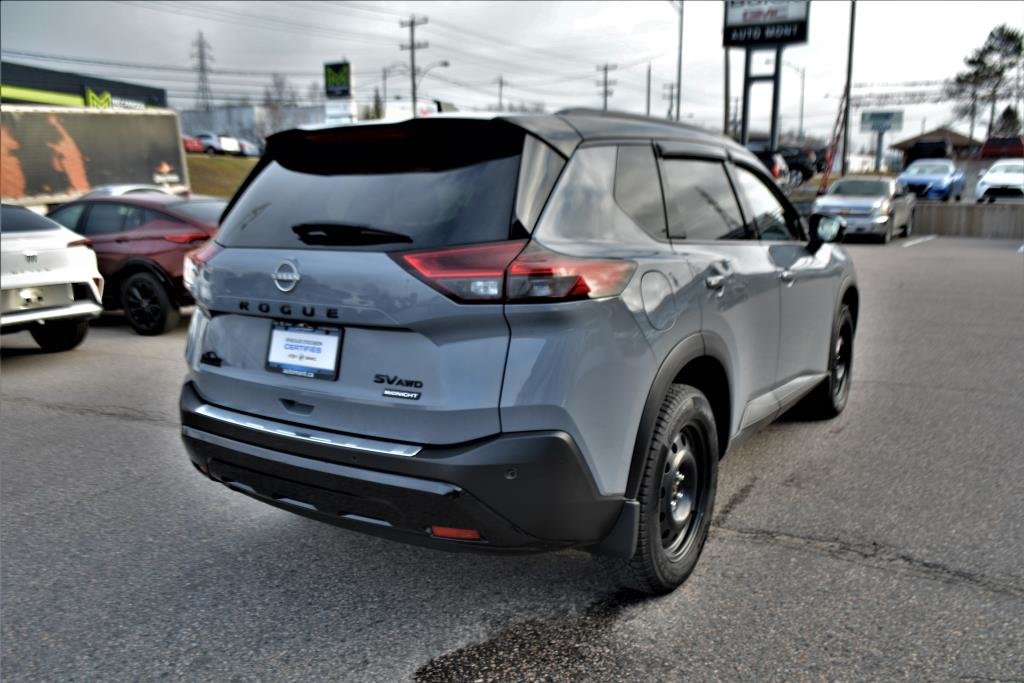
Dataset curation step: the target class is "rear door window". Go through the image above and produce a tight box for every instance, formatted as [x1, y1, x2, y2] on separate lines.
[217, 120, 525, 251]
[46, 204, 86, 231]
[81, 203, 130, 235]
[660, 159, 747, 240]
[732, 166, 802, 241]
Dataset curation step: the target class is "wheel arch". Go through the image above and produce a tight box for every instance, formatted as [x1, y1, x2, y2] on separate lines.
[624, 332, 732, 501]
[109, 259, 177, 306]
[839, 279, 859, 330]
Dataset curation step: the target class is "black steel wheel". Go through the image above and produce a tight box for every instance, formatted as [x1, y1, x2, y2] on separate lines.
[120, 272, 179, 336]
[793, 303, 854, 419]
[604, 384, 718, 595]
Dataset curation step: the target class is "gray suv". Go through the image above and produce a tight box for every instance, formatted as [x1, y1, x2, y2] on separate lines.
[179, 110, 858, 594]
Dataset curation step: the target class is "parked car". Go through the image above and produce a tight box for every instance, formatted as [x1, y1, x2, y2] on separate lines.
[812, 176, 915, 242]
[238, 139, 262, 157]
[193, 131, 242, 156]
[182, 135, 205, 154]
[903, 139, 952, 166]
[778, 145, 817, 181]
[896, 159, 966, 201]
[47, 195, 225, 335]
[974, 158, 1024, 202]
[746, 142, 790, 181]
[80, 184, 174, 199]
[179, 111, 859, 595]
[1, 204, 103, 351]
[979, 136, 1024, 159]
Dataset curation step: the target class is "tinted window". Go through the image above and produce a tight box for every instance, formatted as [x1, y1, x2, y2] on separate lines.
[1, 205, 62, 233]
[47, 204, 86, 231]
[535, 146, 663, 247]
[122, 206, 149, 230]
[733, 167, 799, 241]
[614, 145, 667, 240]
[82, 203, 131, 235]
[514, 136, 565, 234]
[168, 201, 225, 225]
[661, 159, 746, 240]
[218, 121, 523, 251]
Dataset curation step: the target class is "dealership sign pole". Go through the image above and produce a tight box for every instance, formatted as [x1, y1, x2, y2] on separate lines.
[861, 110, 904, 172]
[724, 0, 809, 149]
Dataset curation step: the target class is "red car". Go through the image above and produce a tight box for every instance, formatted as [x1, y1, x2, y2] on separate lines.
[182, 135, 205, 154]
[980, 136, 1024, 159]
[47, 195, 225, 335]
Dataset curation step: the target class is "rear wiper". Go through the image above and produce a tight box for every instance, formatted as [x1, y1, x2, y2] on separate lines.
[291, 222, 413, 246]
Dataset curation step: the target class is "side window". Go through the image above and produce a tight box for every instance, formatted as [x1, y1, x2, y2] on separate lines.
[82, 203, 128, 235]
[48, 204, 86, 231]
[121, 206, 149, 230]
[514, 135, 566, 235]
[732, 166, 799, 241]
[661, 159, 747, 240]
[614, 145, 667, 240]
[147, 210, 184, 225]
[534, 145, 663, 247]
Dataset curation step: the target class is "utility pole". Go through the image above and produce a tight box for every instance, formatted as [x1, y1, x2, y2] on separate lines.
[663, 82, 676, 120]
[192, 31, 214, 111]
[723, 47, 730, 135]
[597, 63, 617, 111]
[497, 75, 504, 110]
[794, 63, 805, 142]
[841, 0, 856, 176]
[674, 0, 683, 121]
[646, 63, 651, 116]
[399, 15, 428, 118]
[769, 47, 783, 151]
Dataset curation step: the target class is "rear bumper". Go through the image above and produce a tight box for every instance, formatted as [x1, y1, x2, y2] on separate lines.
[179, 382, 623, 553]
[0, 300, 102, 328]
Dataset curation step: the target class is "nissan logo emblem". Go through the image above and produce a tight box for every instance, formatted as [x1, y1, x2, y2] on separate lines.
[272, 261, 300, 292]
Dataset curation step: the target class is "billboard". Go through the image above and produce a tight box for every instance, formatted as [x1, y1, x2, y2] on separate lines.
[861, 111, 904, 133]
[1, 107, 187, 205]
[723, 0, 810, 47]
[324, 62, 351, 99]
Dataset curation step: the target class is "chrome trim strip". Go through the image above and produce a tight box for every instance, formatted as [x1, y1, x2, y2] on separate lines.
[194, 403, 421, 457]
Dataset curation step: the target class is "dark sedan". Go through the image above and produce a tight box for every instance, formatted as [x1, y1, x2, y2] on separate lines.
[47, 195, 225, 335]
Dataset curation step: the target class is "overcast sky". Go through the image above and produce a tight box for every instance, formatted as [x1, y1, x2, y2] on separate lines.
[2, 1, 1021, 149]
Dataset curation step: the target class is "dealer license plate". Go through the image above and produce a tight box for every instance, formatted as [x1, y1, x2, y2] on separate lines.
[265, 322, 342, 381]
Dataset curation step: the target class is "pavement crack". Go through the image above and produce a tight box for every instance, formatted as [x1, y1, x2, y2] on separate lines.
[1, 394, 177, 428]
[715, 525, 1024, 599]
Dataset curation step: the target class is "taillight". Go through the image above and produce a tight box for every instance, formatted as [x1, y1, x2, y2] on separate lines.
[395, 241, 636, 304]
[189, 241, 223, 266]
[399, 240, 526, 302]
[165, 232, 210, 244]
[67, 238, 92, 247]
[771, 163, 782, 179]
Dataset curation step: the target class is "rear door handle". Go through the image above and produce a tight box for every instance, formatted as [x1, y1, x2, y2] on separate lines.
[705, 274, 726, 290]
[779, 270, 794, 283]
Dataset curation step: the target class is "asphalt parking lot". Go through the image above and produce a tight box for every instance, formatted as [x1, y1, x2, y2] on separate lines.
[2, 236, 1022, 681]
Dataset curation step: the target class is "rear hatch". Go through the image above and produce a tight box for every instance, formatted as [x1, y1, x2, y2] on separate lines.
[190, 119, 528, 445]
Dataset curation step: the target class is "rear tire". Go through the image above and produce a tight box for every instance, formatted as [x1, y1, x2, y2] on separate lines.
[29, 318, 89, 352]
[902, 210, 914, 237]
[794, 304, 854, 419]
[204, 147, 217, 155]
[121, 272, 179, 336]
[603, 384, 718, 595]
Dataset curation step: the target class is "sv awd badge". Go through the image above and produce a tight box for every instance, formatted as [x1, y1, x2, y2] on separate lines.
[375, 374, 423, 401]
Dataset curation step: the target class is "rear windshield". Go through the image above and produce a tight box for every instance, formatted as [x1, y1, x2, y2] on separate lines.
[1, 205, 61, 233]
[170, 200, 227, 224]
[217, 120, 524, 251]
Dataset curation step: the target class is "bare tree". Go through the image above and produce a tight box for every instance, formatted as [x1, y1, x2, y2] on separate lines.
[262, 74, 298, 136]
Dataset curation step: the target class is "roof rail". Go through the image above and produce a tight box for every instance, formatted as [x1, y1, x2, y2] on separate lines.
[555, 107, 706, 133]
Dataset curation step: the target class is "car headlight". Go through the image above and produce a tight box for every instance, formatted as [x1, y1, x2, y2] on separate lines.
[873, 200, 891, 216]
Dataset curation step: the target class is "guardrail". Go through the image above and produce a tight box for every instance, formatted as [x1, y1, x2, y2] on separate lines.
[915, 202, 1024, 240]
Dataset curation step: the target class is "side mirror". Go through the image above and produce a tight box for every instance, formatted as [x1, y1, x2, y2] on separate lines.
[807, 214, 846, 254]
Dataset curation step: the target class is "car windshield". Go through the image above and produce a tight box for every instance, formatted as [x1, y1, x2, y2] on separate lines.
[828, 180, 890, 197]
[170, 200, 227, 224]
[905, 163, 951, 175]
[989, 161, 1024, 174]
[0, 205, 62, 233]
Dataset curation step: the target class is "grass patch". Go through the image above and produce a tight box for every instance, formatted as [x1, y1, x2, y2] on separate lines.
[186, 154, 258, 198]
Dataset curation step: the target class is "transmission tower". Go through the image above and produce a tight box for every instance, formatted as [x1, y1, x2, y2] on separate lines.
[192, 31, 214, 111]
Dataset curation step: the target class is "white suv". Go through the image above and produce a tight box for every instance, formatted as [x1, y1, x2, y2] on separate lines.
[1, 205, 103, 351]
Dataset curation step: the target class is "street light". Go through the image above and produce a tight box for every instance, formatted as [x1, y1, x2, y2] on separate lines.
[416, 60, 450, 91]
